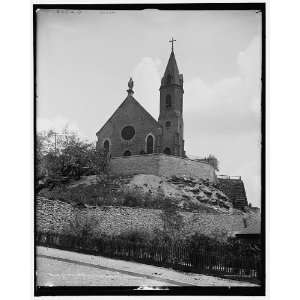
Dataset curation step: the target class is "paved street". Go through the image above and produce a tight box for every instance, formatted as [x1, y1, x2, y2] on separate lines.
[36, 247, 258, 287]
[37, 255, 176, 286]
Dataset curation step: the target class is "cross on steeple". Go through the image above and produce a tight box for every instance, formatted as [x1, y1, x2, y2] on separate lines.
[169, 37, 176, 52]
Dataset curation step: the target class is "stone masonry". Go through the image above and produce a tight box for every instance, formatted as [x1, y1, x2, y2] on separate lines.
[37, 197, 260, 240]
[110, 154, 217, 183]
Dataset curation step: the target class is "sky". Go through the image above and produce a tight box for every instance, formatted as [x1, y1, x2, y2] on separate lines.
[36, 9, 262, 208]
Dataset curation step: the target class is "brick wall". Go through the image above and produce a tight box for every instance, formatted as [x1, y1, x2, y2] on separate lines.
[110, 154, 216, 182]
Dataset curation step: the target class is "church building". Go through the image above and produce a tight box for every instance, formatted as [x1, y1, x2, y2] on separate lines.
[96, 40, 185, 158]
[95, 40, 249, 209]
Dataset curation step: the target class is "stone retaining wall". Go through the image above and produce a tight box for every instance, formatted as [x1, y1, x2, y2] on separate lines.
[37, 197, 260, 239]
[158, 155, 217, 182]
[110, 154, 216, 183]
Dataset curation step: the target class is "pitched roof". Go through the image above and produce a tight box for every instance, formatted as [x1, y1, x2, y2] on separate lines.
[96, 95, 160, 136]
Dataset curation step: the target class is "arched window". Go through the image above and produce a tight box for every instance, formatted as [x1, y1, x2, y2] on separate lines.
[165, 121, 171, 128]
[123, 150, 131, 156]
[146, 135, 154, 154]
[166, 94, 172, 108]
[103, 140, 110, 152]
[163, 147, 171, 155]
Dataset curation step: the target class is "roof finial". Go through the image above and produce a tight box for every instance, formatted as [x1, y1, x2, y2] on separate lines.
[169, 37, 176, 52]
[127, 77, 134, 96]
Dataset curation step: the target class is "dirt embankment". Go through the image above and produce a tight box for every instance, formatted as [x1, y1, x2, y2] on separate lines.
[40, 174, 238, 214]
[126, 174, 234, 213]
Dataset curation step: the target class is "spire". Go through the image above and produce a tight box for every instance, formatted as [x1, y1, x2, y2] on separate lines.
[162, 45, 182, 87]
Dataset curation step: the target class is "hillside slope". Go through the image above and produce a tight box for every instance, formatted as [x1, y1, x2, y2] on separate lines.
[126, 174, 234, 213]
[46, 174, 236, 214]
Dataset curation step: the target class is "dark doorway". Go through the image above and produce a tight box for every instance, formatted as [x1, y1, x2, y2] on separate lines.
[163, 147, 171, 155]
[146, 135, 154, 154]
[123, 150, 131, 156]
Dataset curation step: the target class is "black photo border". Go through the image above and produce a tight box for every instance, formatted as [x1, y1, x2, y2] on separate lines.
[33, 2, 266, 296]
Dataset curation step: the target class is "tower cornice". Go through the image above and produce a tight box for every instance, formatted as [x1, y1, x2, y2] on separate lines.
[159, 84, 184, 93]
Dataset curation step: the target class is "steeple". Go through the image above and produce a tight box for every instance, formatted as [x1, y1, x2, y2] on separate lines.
[161, 48, 183, 88]
[158, 39, 185, 157]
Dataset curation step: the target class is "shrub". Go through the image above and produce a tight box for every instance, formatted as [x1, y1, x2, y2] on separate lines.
[188, 232, 221, 253]
[63, 209, 100, 241]
[123, 191, 141, 207]
[226, 237, 261, 256]
[118, 229, 152, 245]
[210, 228, 229, 242]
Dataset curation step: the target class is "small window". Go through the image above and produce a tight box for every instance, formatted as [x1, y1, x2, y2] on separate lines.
[140, 150, 145, 155]
[166, 94, 172, 108]
[123, 150, 131, 156]
[103, 140, 110, 152]
[165, 121, 171, 128]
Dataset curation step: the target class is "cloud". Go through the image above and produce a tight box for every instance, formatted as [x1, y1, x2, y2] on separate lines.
[184, 35, 261, 135]
[132, 57, 162, 117]
[238, 35, 261, 82]
[183, 35, 262, 207]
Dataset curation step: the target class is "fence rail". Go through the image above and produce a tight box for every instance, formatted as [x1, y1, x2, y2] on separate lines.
[217, 175, 242, 180]
[36, 231, 261, 284]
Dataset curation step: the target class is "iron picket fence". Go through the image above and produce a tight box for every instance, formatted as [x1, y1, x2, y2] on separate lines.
[36, 231, 261, 283]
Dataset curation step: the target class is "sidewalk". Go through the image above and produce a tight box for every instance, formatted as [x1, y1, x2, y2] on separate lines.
[36, 247, 258, 287]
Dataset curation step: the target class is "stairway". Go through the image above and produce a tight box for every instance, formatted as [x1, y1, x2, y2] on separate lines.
[216, 178, 248, 210]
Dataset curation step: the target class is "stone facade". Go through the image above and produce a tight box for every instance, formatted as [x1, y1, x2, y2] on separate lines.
[96, 96, 162, 157]
[110, 153, 217, 183]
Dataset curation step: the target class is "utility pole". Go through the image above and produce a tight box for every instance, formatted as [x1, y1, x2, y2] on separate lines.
[50, 131, 72, 154]
[54, 132, 57, 153]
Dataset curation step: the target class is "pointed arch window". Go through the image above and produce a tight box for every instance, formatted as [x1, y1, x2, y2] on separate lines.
[166, 94, 172, 108]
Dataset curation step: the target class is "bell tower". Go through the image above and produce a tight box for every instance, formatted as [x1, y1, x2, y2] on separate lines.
[158, 38, 185, 157]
